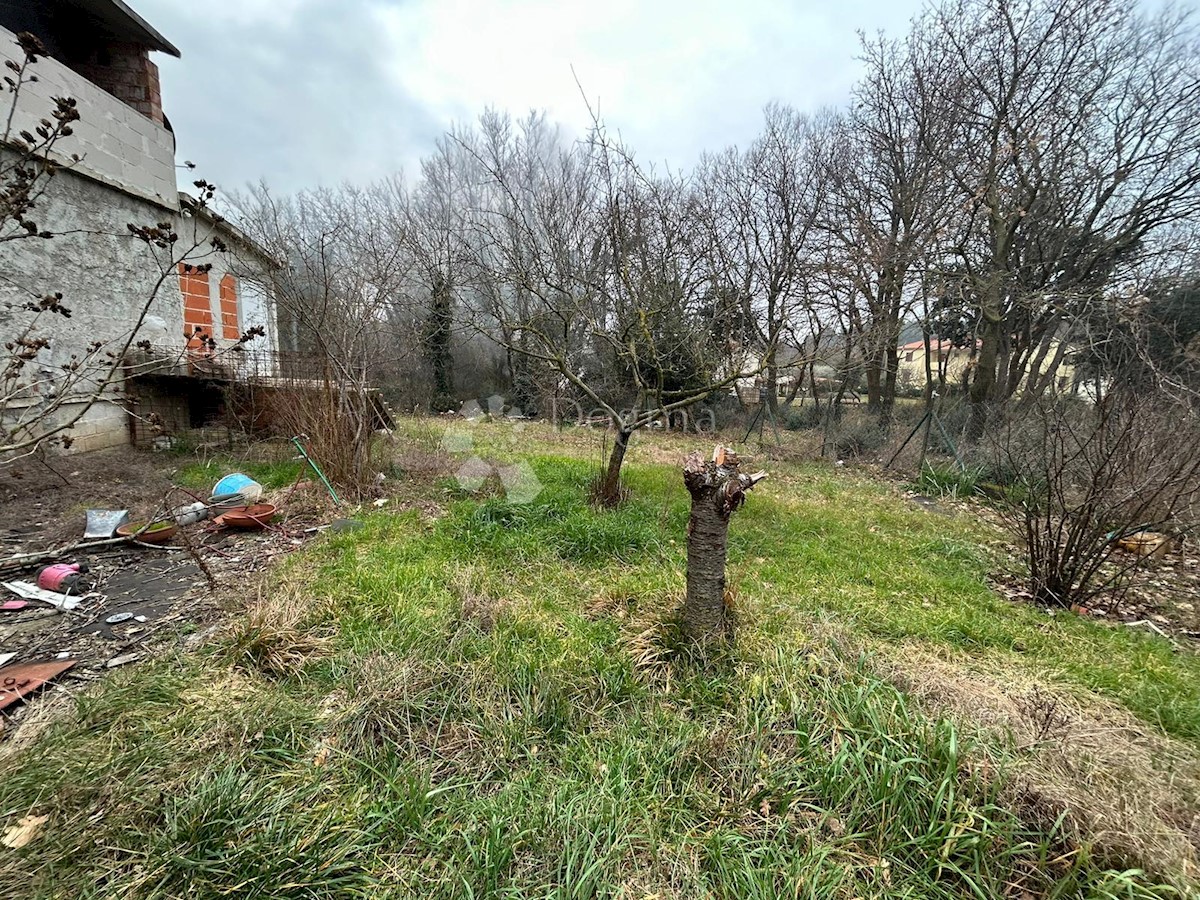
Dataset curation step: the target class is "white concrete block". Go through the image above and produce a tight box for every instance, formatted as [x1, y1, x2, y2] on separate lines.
[0, 25, 177, 210]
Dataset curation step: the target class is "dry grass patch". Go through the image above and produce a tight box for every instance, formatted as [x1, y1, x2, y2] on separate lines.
[876, 644, 1200, 886]
[331, 652, 491, 782]
[588, 588, 683, 688]
[450, 566, 509, 633]
[0, 689, 75, 762]
[228, 580, 333, 677]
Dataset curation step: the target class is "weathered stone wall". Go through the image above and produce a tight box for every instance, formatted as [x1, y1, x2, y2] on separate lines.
[0, 152, 189, 453]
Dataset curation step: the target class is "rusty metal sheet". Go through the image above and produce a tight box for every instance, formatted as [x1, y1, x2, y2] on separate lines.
[0, 660, 76, 710]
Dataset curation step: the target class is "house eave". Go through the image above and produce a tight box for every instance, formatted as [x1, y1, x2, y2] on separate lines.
[76, 0, 181, 57]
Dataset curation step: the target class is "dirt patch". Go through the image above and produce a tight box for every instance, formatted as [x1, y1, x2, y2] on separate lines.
[0, 439, 457, 747]
[0, 452, 342, 744]
[896, 476, 1200, 644]
[1, 449, 180, 549]
[875, 645, 1200, 886]
[987, 545, 1200, 647]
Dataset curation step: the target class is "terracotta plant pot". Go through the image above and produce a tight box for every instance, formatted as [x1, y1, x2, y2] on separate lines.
[116, 521, 178, 544]
[218, 504, 277, 530]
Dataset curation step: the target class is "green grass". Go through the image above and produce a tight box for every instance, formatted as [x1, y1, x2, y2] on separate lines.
[915, 461, 985, 499]
[173, 456, 304, 493]
[0, 438, 1195, 897]
[744, 467, 1200, 744]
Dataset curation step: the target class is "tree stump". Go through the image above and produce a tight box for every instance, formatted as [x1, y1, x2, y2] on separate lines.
[682, 446, 767, 645]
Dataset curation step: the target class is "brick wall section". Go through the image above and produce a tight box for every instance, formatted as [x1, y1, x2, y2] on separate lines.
[74, 41, 164, 125]
[180, 264, 213, 349]
[219, 274, 240, 340]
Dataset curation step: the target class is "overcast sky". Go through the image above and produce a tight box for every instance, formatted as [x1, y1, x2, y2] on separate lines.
[136, 0, 926, 195]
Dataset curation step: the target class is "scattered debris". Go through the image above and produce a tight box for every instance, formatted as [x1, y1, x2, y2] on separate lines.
[116, 521, 178, 545]
[1, 814, 48, 849]
[170, 501, 210, 526]
[1, 581, 83, 611]
[0, 449, 374, 738]
[213, 504, 277, 530]
[1116, 531, 1176, 559]
[2, 536, 146, 574]
[0, 659, 76, 710]
[211, 473, 263, 504]
[292, 436, 341, 505]
[1125, 618, 1179, 645]
[990, 531, 1200, 639]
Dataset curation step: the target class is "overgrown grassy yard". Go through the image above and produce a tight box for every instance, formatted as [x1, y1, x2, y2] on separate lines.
[2, 422, 1198, 897]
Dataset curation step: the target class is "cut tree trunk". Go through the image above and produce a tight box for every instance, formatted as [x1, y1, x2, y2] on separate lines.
[682, 446, 767, 645]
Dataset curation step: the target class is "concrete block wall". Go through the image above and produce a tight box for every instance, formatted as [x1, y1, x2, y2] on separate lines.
[55, 399, 130, 452]
[0, 25, 177, 209]
[0, 156, 188, 454]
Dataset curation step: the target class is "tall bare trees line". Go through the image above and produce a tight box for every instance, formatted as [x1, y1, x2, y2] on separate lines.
[235, 0, 1200, 486]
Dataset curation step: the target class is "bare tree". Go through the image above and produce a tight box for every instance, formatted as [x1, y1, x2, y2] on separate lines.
[824, 36, 948, 424]
[439, 110, 770, 505]
[696, 104, 830, 419]
[234, 183, 416, 489]
[910, 0, 1200, 436]
[406, 136, 478, 411]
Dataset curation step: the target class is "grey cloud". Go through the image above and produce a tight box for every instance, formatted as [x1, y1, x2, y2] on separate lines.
[136, 0, 924, 194]
[139, 0, 442, 193]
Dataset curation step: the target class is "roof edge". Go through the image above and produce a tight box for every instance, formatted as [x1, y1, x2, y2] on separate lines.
[178, 192, 283, 268]
[107, 0, 180, 57]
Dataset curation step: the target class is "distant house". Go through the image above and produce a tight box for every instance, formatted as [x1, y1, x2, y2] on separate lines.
[896, 336, 1079, 395]
[731, 344, 808, 405]
[732, 336, 863, 405]
[0, 0, 280, 452]
[896, 339, 974, 389]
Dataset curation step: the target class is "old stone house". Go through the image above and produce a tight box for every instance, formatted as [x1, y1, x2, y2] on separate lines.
[0, 0, 279, 453]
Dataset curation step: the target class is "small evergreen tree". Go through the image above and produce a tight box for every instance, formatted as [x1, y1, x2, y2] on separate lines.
[425, 273, 455, 412]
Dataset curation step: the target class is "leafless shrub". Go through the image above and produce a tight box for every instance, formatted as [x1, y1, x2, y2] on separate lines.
[988, 391, 1200, 610]
[242, 375, 384, 497]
